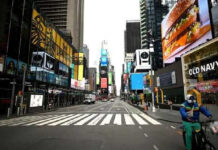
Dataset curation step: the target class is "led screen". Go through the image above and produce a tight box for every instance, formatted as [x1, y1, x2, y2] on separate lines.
[101, 78, 107, 88]
[101, 57, 108, 66]
[108, 72, 112, 85]
[30, 95, 43, 107]
[101, 49, 107, 56]
[161, 0, 212, 63]
[130, 73, 147, 90]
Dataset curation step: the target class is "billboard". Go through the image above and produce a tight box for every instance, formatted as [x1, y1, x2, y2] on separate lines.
[6, 57, 17, 75]
[100, 66, 107, 77]
[96, 73, 100, 85]
[130, 73, 147, 90]
[31, 9, 73, 67]
[101, 49, 107, 56]
[101, 78, 107, 88]
[30, 95, 43, 107]
[108, 72, 112, 85]
[126, 62, 132, 73]
[101, 57, 108, 66]
[161, 0, 212, 63]
[71, 64, 74, 79]
[78, 53, 84, 81]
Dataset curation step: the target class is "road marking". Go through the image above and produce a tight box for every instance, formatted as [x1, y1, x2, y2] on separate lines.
[170, 126, 176, 129]
[114, 114, 122, 125]
[24, 115, 64, 126]
[74, 114, 98, 126]
[153, 145, 159, 150]
[144, 133, 148, 138]
[100, 108, 104, 110]
[122, 102, 130, 113]
[36, 115, 73, 126]
[124, 114, 134, 125]
[100, 114, 113, 125]
[132, 114, 148, 125]
[61, 114, 90, 126]
[140, 114, 161, 125]
[87, 114, 105, 126]
[48, 114, 81, 126]
[9, 116, 49, 126]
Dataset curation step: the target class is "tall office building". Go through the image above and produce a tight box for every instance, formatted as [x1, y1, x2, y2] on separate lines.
[34, 0, 84, 50]
[124, 21, 141, 54]
[140, 0, 177, 70]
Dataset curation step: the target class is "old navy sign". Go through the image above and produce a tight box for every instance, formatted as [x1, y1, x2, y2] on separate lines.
[189, 60, 218, 76]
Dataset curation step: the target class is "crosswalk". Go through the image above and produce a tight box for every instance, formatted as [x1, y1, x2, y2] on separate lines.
[0, 113, 162, 127]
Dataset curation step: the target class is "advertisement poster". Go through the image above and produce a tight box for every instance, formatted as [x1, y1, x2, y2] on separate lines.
[0, 56, 4, 72]
[108, 72, 112, 85]
[71, 64, 74, 79]
[96, 73, 100, 85]
[161, 0, 212, 63]
[101, 78, 107, 88]
[130, 73, 146, 90]
[101, 57, 108, 66]
[30, 95, 43, 107]
[6, 57, 17, 75]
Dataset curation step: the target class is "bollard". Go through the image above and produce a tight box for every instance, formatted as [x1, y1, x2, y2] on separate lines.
[7, 108, 10, 118]
[24, 106, 27, 114]
[17, 107, 20, 116]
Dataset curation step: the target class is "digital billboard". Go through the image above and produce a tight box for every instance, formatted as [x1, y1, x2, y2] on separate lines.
[0, 56, 4, 72]
[96, 73, 100, 85]
[161, 0, 212, 63]
[130, 73, 147, 90]
[78, 53, 84, 81]
[31, 9, 73, 67]
[100, 66, 107, 77]
[108, 72, 112, 85]
[101, 57, 108, 66]
[101, 49, 107, 56]
[101, 78, 107, 88]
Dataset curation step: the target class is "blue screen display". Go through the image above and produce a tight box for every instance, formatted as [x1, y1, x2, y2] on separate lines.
[130, 73, 147, 90]
[101, 57, 108, 66]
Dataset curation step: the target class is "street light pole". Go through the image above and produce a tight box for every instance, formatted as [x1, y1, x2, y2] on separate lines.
[149, 42, 155, 112]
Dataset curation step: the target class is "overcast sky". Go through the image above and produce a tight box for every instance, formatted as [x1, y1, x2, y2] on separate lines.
[84, 0, 140, 94]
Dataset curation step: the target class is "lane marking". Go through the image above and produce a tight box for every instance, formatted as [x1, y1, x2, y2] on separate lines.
[132, 114, 148, 125]
[87, 114, 105, 126]
[24, 115, 65, 126]
[124, 114, 134, 125]
[144, 133, 148, 138]
[61, 114, 90, 126]
[100, 114, 113, 125]
[48, 114, 81, 126]
[140, 114, 161, 125]
[170, 126, 176, 129]
[36, 115, 73, 126]
[74, 114, 98, 126]
[114, 114, 122, 125]
[153, 145, 159, 150]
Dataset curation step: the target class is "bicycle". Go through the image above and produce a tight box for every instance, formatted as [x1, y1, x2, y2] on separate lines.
[182, 120, 216, 150]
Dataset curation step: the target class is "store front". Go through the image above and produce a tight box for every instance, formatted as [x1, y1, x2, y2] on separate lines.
[182, 37, 218, 105]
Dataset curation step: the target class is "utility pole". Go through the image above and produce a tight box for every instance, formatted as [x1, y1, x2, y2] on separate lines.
[149, 42, 155, 112]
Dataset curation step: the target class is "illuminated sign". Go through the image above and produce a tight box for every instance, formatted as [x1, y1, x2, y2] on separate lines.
[96, 73, 100, 85]
[31, 9, 73, 67]
[78, 53, 84, 81]
[101, 78, 107, 88]
[101, 49, 107, 56]
[161, 0, 212, 63]
[0, 56, 4, 72]
[30, 95, 43, 107]
[101, 57, 108, 66]
[108, 72, 112, 85]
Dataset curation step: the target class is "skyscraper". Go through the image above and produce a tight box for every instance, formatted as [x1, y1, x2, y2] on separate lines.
[124, 20, 141, 54]
[34, 0, 84, 50]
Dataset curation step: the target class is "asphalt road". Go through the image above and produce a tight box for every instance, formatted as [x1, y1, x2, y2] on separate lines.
[0, 98, 185, 150]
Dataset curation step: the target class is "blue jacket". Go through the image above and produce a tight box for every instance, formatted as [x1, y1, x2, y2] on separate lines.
[180, 101, 212, 122]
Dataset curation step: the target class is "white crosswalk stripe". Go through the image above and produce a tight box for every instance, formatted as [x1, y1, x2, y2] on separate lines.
[139, 114, 161, 125]
[0, 113, 162, 127]
[100, 114, 113, 125]
[87, 114, 105, 126]
[132, 114, 148, 125]
[74, 114, 98, 126]
[114, 114, 122, 125]
[61, 114, 90, 126]
[124, 114, 135, 125]
[48, 114, 81, 126]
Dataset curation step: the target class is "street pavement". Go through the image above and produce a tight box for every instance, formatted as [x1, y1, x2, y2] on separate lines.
[0, 97, 202, 150]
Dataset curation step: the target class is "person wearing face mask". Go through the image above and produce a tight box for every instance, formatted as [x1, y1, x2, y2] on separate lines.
[180, 94, 212, 150]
